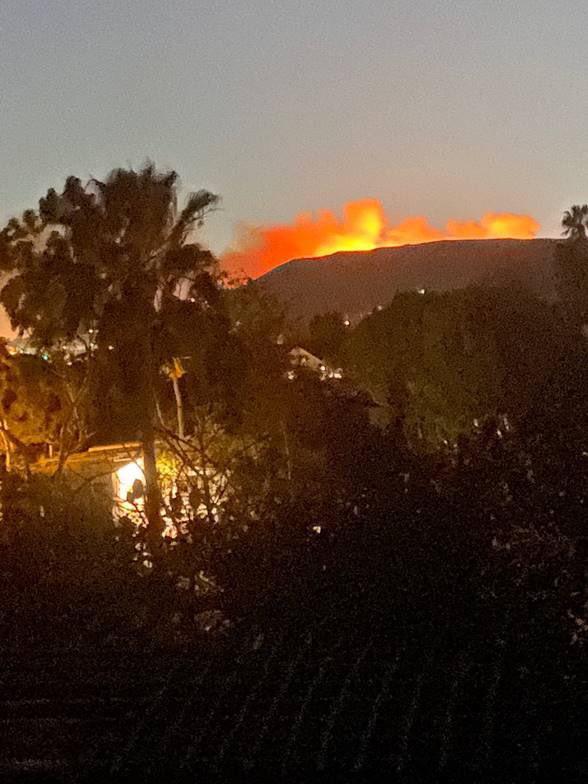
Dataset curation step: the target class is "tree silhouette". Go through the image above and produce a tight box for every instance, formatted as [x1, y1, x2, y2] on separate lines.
[556, 205, 588, 328]
[0, 163, 219, 552]
[308, 311, 347, 363]
[561, 204, 588, 240]
[344, 286, 573, 447]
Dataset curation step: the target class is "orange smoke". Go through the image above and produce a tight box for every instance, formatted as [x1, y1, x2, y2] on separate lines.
[221, 199, 540, 278]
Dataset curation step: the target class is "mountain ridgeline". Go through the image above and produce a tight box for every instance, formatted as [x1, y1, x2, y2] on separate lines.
[257, 238, 558, 321]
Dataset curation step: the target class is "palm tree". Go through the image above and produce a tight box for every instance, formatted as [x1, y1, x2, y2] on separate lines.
[0, 163, 219, 554]
[561, 204, 588, 240]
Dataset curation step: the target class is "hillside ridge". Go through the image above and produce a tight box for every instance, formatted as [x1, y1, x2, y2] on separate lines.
[258, 238, 559, 320]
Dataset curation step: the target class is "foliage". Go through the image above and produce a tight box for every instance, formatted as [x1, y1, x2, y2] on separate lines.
[307, 310, 347, 363]
[344, 285, 577, 447]
[0, 163, 221, 543]
[0, 165, 218, 345]
[0, 473, 136, 644]
[561, 204, 588, 241]
[0, 341, 76, 468]
[0, 180, 586, 665]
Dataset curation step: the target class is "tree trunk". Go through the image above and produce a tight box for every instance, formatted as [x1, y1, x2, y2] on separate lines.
[0, 424, 11, 472]
[142, 418, 164, 558]
[141, 318, 164, 560]
[171, 375, 185, 440]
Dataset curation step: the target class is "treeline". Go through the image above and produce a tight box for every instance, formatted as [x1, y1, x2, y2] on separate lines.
[0, 164, 586, 655]
[306, 284, 585, 447]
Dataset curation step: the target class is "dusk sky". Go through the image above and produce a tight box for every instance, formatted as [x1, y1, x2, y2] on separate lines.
[2, 1, 587, 259]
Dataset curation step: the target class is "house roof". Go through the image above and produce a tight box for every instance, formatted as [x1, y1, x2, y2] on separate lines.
[34, 442, 143, 475]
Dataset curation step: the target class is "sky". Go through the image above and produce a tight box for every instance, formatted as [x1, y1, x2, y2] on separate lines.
[1, 1, 588, 261]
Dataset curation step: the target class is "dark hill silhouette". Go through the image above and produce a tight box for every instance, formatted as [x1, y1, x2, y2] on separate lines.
[258, 238, 558, 321]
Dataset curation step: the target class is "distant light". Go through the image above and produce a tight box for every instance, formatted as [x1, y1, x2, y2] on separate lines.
[286, 370, 295, 381]
[376, 305, 383, 311]
[344, 319, 350, 327]
[108, 345, 114, 351]
[417, 287, 426, 295]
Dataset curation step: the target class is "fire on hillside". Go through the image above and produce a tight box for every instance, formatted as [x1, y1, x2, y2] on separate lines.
[222, 199, 540, 278]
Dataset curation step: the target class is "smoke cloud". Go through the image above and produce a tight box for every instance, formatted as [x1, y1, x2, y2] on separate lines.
[221, 199, 540, 278]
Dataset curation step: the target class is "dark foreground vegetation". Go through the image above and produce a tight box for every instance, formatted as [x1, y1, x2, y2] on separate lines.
[0, 165, 586, 780]
[1, 429, 586, 781]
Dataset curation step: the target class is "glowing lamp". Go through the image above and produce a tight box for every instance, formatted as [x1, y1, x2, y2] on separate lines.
[115, 459, 145, 505]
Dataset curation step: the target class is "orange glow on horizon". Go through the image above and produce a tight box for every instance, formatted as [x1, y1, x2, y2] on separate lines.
[221, 199, 540, 278]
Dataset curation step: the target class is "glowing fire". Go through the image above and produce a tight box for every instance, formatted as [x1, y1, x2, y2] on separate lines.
[222, 199, 540, 278]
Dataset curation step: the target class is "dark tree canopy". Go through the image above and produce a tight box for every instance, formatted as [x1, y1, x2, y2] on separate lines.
[0, 341, 67, 456]
[0, 163, 219, 346]
[561, 203, 588, 241]
[344, 285, 578, 447]
[307, 311, 347, 363]
[0, 163, 221, 543]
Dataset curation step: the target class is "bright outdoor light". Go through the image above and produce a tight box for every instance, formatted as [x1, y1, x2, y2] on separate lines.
[115, 459, 145, 505]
